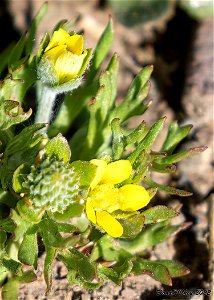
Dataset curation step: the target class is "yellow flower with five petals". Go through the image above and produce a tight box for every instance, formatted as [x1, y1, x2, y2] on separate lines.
[86, 159, 150, 238]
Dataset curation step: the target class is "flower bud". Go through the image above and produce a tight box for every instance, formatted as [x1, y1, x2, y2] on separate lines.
[37, 28, 92, 92]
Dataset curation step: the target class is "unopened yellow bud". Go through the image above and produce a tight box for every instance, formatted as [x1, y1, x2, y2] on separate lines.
[38, 28, 91, 91]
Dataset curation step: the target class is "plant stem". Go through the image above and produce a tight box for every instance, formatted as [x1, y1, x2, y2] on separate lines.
[35, 85, 57, 125]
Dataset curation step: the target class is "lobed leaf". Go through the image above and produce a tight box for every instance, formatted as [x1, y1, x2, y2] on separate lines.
[119, 214, 145, 238]
[25, 2, 48, 56]
[87, 18, 114, 82]
[2, 279, 19, 300]
[44, 247, 56, 295]
[71, 160, 96, 187]
[112, 66, 153, 122]
[44, 133, 71, 163]
[132, 259, 172, 286]
[18, 231, 38, 268]
[156, 146, 207, 165]
[161, 121, 192, 154]
[128, 117, 166, 164]
[0, 100, 32, 131]
[50, 202, 84, 221]
[119, 221, 180, 254]
[59, 248, 95, 282]
[0, 43, 15, 76]
[111, 118, 125, 160]
[144, 176, 192, 197]
[5, 123, 45, 157]
[8, 34, 26, 68]
[142, 205, 178, 224]
[155, 260, 190, 278]
[97, 259, 133, 285]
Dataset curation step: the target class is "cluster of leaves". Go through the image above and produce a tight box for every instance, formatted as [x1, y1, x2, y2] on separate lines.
[0, 4, 206, 299]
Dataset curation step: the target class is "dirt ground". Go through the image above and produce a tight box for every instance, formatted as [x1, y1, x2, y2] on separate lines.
[1, 0, 213, 299]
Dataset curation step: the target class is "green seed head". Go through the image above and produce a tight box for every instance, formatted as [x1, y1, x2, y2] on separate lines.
[24, 157, 79, 213]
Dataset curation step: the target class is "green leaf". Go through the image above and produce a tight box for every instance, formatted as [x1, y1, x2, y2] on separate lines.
[151, 162, 176, 173]
[79, 48, 93, 76]
[132, 259, 172, 286]
[142, 206, 178, 224]
[5, 124, 45, 156]
[128, 117, 166, 164]
[147, 187, 157, 200]
[50, 202, 84, 221]
[25, 2, 48, 56]
[97, 265, 119, 284]
[9, 63, 37, 102]
[44, 134, 71, 163]
[0, 218, 15, 233]
[91, 235, 131, 262]
[56, 223, 77, 233]
[59, 248, 95, 282]
[119, 214, 145, 238]
[119, 221, 179, 254]
[0, 43, 15, 76]
[112, 66, 153, 122]
[18, 270, 37, 283]
[39, 216, 77, 248]
[0, 189, 17, 208]
[161, 121, 192, 154]
[17, 199, 44, 224]
[156, 146, 207, 165]
[12, 163, 30, 193]
[98, 259, 133, 285]
[2, 278, 19, 300]
[155, 260, 190, 278]
[67, 270, 102, 289]
[44, 247, 56, 295]
[18, 231, 38, 268]
[2, 258, 22, 275]
[106, 53, 119, 103]
[87, 18, 114, 82]
[99, 71, 115, 121]
[0, 100, 32, 130]
[125, 121, 147, 145]
[37, 33, 50, 61]
[0, 264, 8, 286]
[10, 208, 30, 241]
[50, 81, 98, 137]
[144, 176, 192, 197]
[111, 118, 125, 160]
[71, 160, 96, 187]
[8, 34, 26, 68]
[0, 230, 7, 248]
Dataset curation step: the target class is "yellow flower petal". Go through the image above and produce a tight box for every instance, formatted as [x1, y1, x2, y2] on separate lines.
[54, 51, 87, 83]
[66, 35, 84, 55]
[102, 160, 132, 184]
[43, 45, 67, 63]
[90, 159, 108, 189]
[90, 184, 120, 212]
[96, 210, 123, 238]
[119, 184, 150, 211]
[86, 200, 96, 224]
[45, 28, 70, 52]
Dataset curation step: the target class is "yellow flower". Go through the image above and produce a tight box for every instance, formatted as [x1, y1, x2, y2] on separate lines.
[38, 28, 89, 86]
[86, 159, 150, 238]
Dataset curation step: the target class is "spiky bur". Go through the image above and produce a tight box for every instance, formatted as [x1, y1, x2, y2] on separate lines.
[24, 157, 79, 213]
